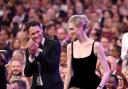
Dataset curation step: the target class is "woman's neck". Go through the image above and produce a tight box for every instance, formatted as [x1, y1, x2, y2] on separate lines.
[78, 32, 89, 43]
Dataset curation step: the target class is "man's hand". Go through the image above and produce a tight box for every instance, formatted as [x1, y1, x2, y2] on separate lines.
[27, 39, 39, 58]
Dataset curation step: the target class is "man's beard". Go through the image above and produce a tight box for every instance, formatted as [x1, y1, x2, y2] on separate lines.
[12, 71, 22, 76]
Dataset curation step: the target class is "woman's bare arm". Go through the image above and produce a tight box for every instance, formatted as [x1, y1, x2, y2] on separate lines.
[64, 43, 73, 89]
[95, 42, 110, 89]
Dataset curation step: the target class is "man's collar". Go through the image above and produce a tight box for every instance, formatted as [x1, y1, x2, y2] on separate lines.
[41, 37, 45, 46]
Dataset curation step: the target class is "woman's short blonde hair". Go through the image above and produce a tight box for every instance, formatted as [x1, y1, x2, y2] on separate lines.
[68, 15, 88, 27]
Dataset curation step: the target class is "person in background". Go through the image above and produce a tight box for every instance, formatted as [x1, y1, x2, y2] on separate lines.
[121, 32, 128, 68]
[106, 74, 118, 89]
[7, 80, 26, 89]
[116, 72, 128, 89]
[8, 59, 30, 89]
[100, 36, 110, 56]
[56, 27, 70, 47]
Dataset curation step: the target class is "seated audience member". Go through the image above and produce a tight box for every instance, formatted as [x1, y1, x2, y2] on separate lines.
[106, 74, 118, 89]
[7, 80, 26, 89]
[121, 33, 128, 68]
[60, 50, 67, 82]
[57, 27, 70, 47]
[8, 59, 30, 89]
[116, 72, 128, 89]
[122, 66, 128, 81]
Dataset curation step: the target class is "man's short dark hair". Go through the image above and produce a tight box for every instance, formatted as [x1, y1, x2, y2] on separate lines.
[25, 20, 42, 33]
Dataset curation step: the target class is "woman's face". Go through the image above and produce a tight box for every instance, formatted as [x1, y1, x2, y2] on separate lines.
[16, 31, 27, 42]
[106, 76, 116, 89]
[60, 52, 67, 65]
[117, 75, 124, 89]
[68, 23, 83, 40]
[13, 39, 20, 49]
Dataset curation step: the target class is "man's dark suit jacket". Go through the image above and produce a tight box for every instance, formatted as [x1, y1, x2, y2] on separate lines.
[24, 38, 63, 89]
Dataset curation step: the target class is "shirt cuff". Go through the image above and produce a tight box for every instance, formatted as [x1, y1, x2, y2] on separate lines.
[29, 55, 35, 63]
[35, 48, 42, 57]
[29, 48, 42, 63]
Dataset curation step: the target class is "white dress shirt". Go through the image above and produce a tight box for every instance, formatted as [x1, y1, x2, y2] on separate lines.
[121, 33, 128, 60]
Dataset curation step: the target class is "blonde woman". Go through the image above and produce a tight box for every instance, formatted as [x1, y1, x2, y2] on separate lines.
[64, 15, 110, 89]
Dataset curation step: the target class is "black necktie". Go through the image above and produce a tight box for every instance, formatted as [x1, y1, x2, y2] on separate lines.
[39, 44, 43, 48]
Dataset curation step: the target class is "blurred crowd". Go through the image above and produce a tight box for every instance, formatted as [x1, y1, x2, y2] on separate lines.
[0, 0, 128, 89]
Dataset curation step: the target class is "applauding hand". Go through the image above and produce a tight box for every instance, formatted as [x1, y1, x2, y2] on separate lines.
[27, 39, 39, 58]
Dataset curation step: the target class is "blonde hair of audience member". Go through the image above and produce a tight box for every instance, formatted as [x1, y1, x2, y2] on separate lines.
[64, 15, 110, 89]
[16, 31, 28, 49]
[12, 50, 26, 77]
[12, 50, 25, 65]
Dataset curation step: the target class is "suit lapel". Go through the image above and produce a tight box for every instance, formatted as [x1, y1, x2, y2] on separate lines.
[43, 38, 50, 54]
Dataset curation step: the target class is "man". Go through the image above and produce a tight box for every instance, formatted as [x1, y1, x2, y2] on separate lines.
[56, 27, 70, 47]
[24, 21, 63, 89]
[9, 59, 30, 89]
[7, 80, 26, 89]
[0, 52, 7, 89]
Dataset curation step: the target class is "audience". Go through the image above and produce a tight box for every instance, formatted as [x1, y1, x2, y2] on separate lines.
[0, 0, 128, 88]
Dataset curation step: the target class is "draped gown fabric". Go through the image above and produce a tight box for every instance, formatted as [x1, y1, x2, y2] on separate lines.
[69, 41, 101, 89]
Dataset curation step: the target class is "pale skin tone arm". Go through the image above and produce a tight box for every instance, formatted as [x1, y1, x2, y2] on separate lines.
[64, 43, 73, 89]
[94, 42, 110, 89]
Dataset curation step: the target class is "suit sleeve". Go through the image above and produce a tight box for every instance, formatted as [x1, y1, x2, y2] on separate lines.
[36, 40, 61, 72]
[24, 50, 37, 77]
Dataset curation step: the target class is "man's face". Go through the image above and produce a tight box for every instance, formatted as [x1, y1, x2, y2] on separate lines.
[28, 26, 43, 44]
[57, 29, 66, 41]
[0, 30, 9, 41]
[11, 60, 22, 76]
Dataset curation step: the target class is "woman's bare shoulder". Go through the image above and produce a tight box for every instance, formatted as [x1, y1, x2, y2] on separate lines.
[67, 41, 78, 49]
[67, 43, 71, 48]
[93, 41, 103, 54]
[94, 41, 102, 48]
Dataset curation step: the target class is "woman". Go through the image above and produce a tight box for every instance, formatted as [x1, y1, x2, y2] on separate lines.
[64, 15, 110, 89]
[117, 72, 127, 89]
[106, 74, 118, 89]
